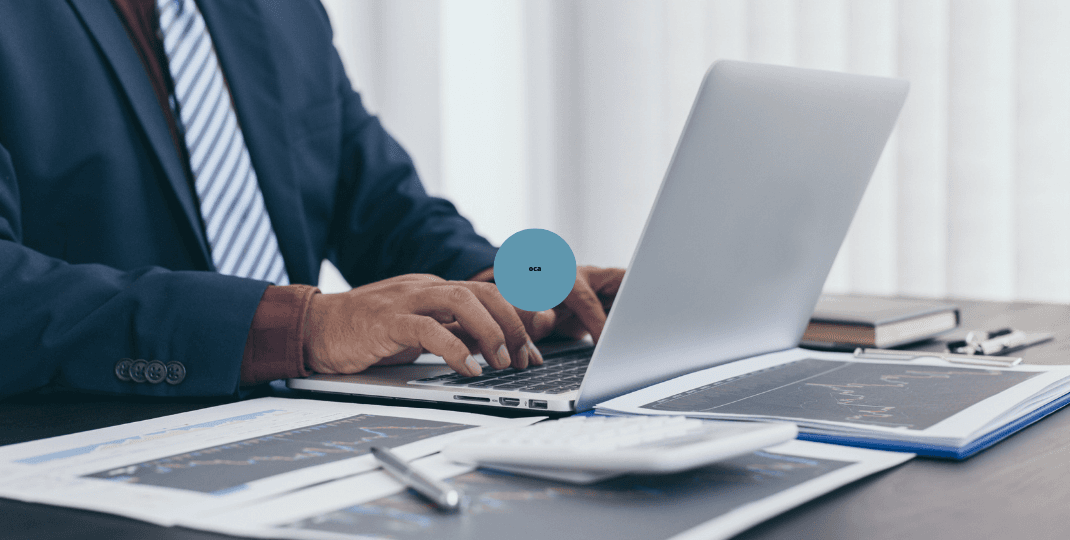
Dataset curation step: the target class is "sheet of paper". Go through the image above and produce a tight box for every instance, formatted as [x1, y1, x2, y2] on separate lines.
[189, 441, 913, 540]
[596, 348, 1070, 447]
[0, 397, 541, 526]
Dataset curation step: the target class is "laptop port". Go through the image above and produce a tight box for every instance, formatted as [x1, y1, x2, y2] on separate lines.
[528, 400, 548, 409]
[453, 395, 491, 402]
[499, 398, 520, 407]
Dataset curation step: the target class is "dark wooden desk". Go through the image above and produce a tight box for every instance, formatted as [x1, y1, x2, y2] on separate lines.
[3, 298, 1070, 540]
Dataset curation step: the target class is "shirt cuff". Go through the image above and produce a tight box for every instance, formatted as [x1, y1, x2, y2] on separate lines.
[240, 284, 320, 386]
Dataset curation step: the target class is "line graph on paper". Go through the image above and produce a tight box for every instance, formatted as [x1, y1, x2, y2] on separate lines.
[83, 415, 472, 494]
[641, 359, 1039, 429]
[15, 409, 290, 465]
[284, 451, 850, 540]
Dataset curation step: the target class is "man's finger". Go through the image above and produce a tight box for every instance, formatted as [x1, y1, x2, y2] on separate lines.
[563, 276, 608, 343]
[389, 315, 481, 376]
[516, 308, 557, 343]
[414, 286, 511, 370]
[384, 273, 446, 284]
[462, 282, 534, 369]
[375, 348, 424, 366]
[587, 267, 626, 298]
[444, 322, 481, 354]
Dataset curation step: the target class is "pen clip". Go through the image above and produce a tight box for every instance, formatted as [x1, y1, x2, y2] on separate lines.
[853, 348, 1022, 368]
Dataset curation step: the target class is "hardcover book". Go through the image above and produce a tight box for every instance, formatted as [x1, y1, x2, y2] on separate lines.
[802, 295, 959, 349]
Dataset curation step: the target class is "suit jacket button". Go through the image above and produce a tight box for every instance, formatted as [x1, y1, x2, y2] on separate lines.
[145, 360, 167, 384]
[114, 359, 133, 382]
[165, 361, 186, 385]
[129, 359, 148, 383]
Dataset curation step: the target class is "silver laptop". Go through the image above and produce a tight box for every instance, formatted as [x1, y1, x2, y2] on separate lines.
[288, 60, 909, 413]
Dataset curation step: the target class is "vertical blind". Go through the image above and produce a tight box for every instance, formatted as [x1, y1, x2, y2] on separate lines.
[319, 0, 1070, 303]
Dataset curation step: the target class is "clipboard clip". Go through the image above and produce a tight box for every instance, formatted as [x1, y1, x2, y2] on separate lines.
[853, 348, 1022, 368]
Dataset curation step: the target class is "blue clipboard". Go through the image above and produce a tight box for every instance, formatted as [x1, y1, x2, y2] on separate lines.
[796, 389, 1070, 459]
[584, 390, 1070, 460]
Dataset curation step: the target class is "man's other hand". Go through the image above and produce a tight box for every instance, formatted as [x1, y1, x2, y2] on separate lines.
[524, 265, 626, 343]
[468, 265, 626, 346]
[303, 274, 541, 377]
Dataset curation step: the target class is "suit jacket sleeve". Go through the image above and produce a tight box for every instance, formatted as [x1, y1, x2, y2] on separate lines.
[318, 14, 497, 285]
[0, 143, 268, 399]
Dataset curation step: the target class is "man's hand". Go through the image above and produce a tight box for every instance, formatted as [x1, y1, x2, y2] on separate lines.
[522, 265, 626, 343]
[303, 274, 542, 377]
[467, 265, 627, 345]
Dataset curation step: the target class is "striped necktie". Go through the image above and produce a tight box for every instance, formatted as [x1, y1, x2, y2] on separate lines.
[157, 0, 289, 285]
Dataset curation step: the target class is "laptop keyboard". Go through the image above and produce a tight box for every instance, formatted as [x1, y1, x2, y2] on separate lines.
[408, 346, 594, 394]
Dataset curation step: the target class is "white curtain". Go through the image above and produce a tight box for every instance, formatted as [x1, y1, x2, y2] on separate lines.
[318, 0, 1070, 303]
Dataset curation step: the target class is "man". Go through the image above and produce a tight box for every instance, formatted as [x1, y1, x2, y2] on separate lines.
[0, 0, 623, 399]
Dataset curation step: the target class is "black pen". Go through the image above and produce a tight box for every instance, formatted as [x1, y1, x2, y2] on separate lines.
[370, 446, 464, 512]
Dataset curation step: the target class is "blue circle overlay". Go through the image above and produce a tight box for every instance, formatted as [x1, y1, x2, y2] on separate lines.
[494, 229, 577, 312]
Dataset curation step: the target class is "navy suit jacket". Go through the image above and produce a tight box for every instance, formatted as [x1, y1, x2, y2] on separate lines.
[0, 0, 497, 399]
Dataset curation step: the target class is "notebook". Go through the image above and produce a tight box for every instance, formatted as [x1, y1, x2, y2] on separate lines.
[801, 295, 959, 350]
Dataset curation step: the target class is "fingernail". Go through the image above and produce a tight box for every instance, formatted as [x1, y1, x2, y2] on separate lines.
[496, 344, 511, 369]
[465, 355, 482, 376]
[517, 344, 530, 369]
[527, 340, 543, 365]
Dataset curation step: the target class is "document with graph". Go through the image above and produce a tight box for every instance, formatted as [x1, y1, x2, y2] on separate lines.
[0, 397, 540, 525]
[188, 441, 911, 540]
[597, 348, 1070, 459]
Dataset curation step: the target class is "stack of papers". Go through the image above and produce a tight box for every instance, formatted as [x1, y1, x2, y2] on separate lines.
[597, 348, 1070, 458]
[0, 396, 913, 539]
[0, 398, 540, 525]
[192, 443, 911, 540]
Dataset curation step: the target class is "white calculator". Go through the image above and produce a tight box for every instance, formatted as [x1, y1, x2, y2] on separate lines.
[442, 415, 798, 484]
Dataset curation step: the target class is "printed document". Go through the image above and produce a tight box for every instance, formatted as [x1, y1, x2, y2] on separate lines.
[597, 348, 1070, 452]
[0, 397, 540, 525]
[189, 441, 912, 540]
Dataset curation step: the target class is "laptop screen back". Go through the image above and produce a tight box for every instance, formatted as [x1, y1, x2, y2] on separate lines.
[575, 60, 909, 411]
